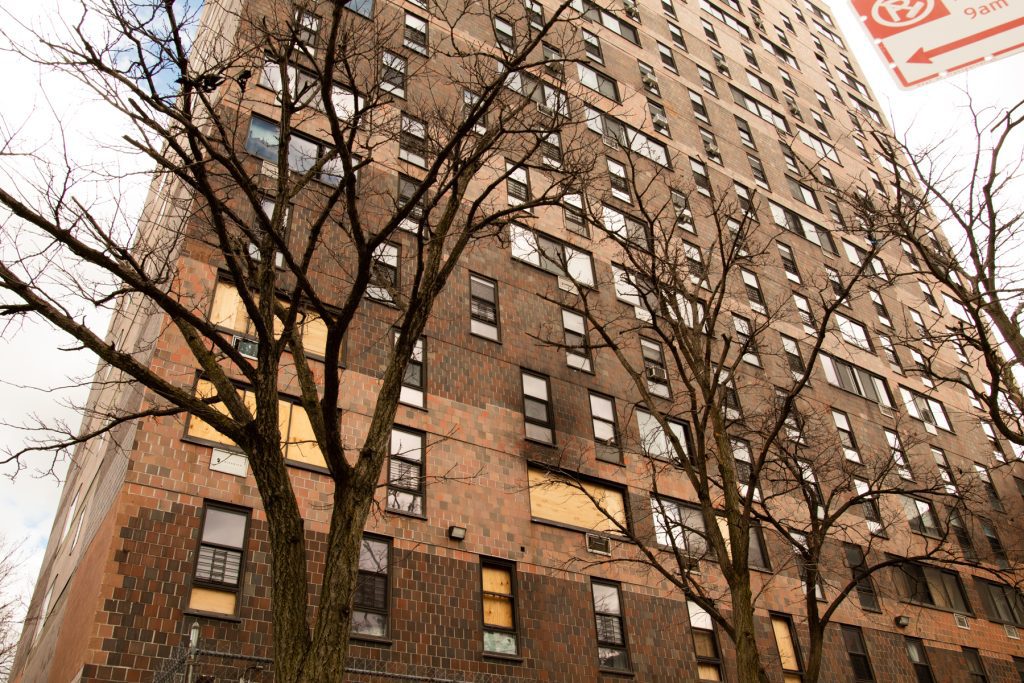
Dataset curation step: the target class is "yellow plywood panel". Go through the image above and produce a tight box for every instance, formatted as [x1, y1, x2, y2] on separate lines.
[772, 618, 800, 672]
[209, 282, 248, 332]
[300, 313, 329, 358]
[698, 663, 722, 681]
[186, 380, 236, 445]
[483, 595, 513, 628]
[284, 403, 325, 467]
[528, 468, 626, 533]
[188, 587, 236, 614]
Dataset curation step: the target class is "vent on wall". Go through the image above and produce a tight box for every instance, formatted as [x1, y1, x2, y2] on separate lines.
[586, 533, 611, 555]
[954, 613, 970, 630]
[1005, 624, 1020, 640]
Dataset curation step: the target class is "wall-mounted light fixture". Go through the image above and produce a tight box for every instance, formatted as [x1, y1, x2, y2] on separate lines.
[447, 525, 467, 541]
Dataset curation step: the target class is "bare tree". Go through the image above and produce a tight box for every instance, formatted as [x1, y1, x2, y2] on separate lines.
[527, 152, 1008, 683]
[864, 98, 1024, 448]
[0, 538, 23, 683]
[0, 0, 606, 680]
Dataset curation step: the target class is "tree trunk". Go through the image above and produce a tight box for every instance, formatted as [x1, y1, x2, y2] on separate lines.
[730, 583, 772, 683]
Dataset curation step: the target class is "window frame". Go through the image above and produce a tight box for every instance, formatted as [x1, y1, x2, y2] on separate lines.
[469, 273, 500, 341]
[521, 369, 556, 445]
[188, 501, 251, 618]
[352, 534, 392, 640]
[386, 426, 426, 517]
[592, 579, 631, 671]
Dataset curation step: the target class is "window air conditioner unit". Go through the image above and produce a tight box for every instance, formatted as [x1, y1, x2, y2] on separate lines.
[705, 143, 720, 157]
[586, 533, 611, 555]
[623, 0, 640, 18]
[646, 365, 668, 382]
[1005, 624, 1020, 640]
[652, 113, 669, 128]
[878, 405, 895, 418]
[788, 104, 801, 116]
[954, 614, 970, 630]
[642, 73, 659, 89]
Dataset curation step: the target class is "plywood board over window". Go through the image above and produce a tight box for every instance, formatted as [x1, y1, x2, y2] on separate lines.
[208, 280, 329, 358]
[527, 467, 626, 534]
[185, 379, 328, 468]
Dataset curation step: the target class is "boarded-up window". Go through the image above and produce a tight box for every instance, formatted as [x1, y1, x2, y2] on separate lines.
[208, 281, 329, 358]
[186, 379, 326, 468]
[527, 467, 626, 534]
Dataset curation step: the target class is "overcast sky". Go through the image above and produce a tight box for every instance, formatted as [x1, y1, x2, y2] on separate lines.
[0, 0, 1021, 628]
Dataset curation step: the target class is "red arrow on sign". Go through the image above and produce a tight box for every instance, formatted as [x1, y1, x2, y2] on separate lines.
[908, 16, 1024, 63]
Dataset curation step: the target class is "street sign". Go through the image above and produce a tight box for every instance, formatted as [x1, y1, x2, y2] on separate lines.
[851, 0, 1024, 88]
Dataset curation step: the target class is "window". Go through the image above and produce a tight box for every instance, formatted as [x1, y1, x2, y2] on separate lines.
[397, 174, 425, 233]
[743, 155, 767, 190]
[651, 495, 705, 558]
[515, 0, 541, 28]
[887, 430, 913, 480]
[469, 274, 499, 341]
[585, 106, 669, 166]
[399, 114, 428, 167]
[905, 638, 935, 683]
[700, 129, 722, 163]
[381, 51, 407, 97]
[602, 205, 649, 250]
[245, 117, 351, 186]
[583, 29, 604, 62]
[963, 649, 989, 683]
[878, 334, 902, 372]
[637, 409, 691, 463]
[902, 496, 942, 537]
[592, 581, 630, 671]
[746, 70, 777, 99]
[697, 66, 717, 97]
[528, 466, 628, 533]
[642, 339, 670, 398]
[668, 22, 687, 50]
[768, 202, 835, 252]
[386, 427, 425, 515]
[295, 10, 321, 53]
[509, 72, 570, 117]
[638, 61, 660, 96]
[841, 625, 874, 682]
[649, 100, 670, 136]
[836, 314, 871, 350]
[843, 241, 888, 280]
[481, 562, 518, 655]
[589, 393, 620, 462]
[932, 447, 957, 494]
[662, 0, 677, 16]
[689, 90, 710, 123]
[869, 290, 892, 327]
[788, 178, 819, 210]
[845, 544, 880, 611]
[582, 0, 641, 44]
[509, 224, 596, 287]
[578, 63, 619, 100]
[899, 387, 952, 432]
[688, 602, 723, 681]
[521, 370, 554, 444]
[740, 269, 766, 314]
[562, 309, 592, 372]
[950, 508, 976, 559]
[562, 193, 586, 236]
[351, 536, 390, 637]
[854, 479, 884, 535]
[776, 243, 800, 283]
[403, 12, 428, 54]
[505, 161, 530, 207]
[462, 91, 487, 135]
[189, 503, 249, 616]
[672, 190, 695, 232]
[606, 158, 631, 202]
[714, 517, 771, 569]
[541, 132, 562, 168]
[771, 615, 804, 683]
[702, 18, 720, 44]
[735, 116, 756, 148]
[396, 333, 425, 408]
[977, 580, 1024, 626]
[774, 336, 803, 382]
[820, 354, 894, 408]
[1015, 657, 1024, 683]
[731, 437, 758, 501]
[981, 518, 1009, 568]
[663, 22, 688, 50]
[976, 463, 1004, 511]
[657, 42, 678, 73]
[368, 243, 399, 303]
[831, 410, 860, 462]
[792, 294, 815, 333]
[733, 315, 760, 366]
[743, 45, 760, 70]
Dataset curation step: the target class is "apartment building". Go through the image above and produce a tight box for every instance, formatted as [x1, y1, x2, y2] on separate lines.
[10, 0, 1024, 681]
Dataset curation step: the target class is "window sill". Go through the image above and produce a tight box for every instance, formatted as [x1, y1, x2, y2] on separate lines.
[470, 331, 502, 344]
[183, 609, 242, 623]
[386, 507, 427, 521]
[524, 436, 558, 448]
[482, 652, 523, 663]
[286, 459, 331, 476]
[598, 668, 635, 677]
[398, 399, 428, 412]
[900, 599, 973, 618]
[351, 634, 393, 647]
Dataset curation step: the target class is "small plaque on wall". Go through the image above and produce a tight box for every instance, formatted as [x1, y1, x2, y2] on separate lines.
[210, 449, 249, 477]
